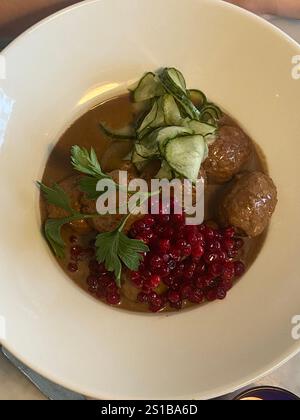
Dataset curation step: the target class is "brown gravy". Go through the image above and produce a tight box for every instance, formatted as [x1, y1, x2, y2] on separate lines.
[41, 94, 267, 312]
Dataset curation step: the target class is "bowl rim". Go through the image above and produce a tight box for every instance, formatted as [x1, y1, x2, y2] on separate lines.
[2, 0, 299, 58]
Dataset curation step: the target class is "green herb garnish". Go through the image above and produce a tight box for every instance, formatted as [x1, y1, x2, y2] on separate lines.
[95, 215, 149, 287]
[39, 181, 96, 258]
[39, 147, 153, 287]
[44, 216, 83, 258]
[71, 146, 113, 199]
[38, 182, 73, 213]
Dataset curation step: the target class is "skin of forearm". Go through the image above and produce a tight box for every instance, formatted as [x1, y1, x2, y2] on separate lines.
[227, 0, 300, 18]
[0, 0, 81, 36]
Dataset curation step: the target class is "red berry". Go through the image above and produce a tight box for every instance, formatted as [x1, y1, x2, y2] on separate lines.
[203, 226, 215, 240]
[68, 262, 78, 273]
[204, 252, 219, 264]
[195, 261, 206, 274]
[187, 233, 199, 245]
[220, 278, 233, 292]
[185, 225, 198, 233]
[223, 227, 236, 238]
[172, 214, 185, 224]
[183, 262, 196, 280]
[180, 283, 193, 299]
[176, 240, 192, 257]
[217, 250, 228, 262]
[143, 215, 155, 227]
[199, 224, 206, 233]
[70, 245, 83, 258]
[205, 289, 218, 302]
[216, 287, 227, 300]
[192, 243, 204, 258]
[86, 275, 99, 292]
[142, 283, 152, 293]
[162, 275, 175, 287]
[136, 233, 151, 244]
[223, 238, 235, 251]
[69, 235, 78, 244]
[131, 271, 140, 281]
[162, 254, 170, 263]
[157, 266, 170, 278]
[168, 290, 181, 304]
[158, 239, 171, 254]
[195, 273, 215, 289]
[148, 275, 161, 289]
[106, 292, 121, 305]
[189, 289, 204, 304]
[131, 272, 144, 289]
[173, 263, 185, 278]
[150, 255, 163, 271]
[234, 261, 246, 278]
[98, 273, 114, 287]
[148, 291, 160, 304]
[222, 262, 235, 281]
[158, 214, 170, 225]
[161, 226, 175, 239]
[169, 249, 182, 262]
[234, 238, 244, 250]
[170, 279, 181, 291]
[106, 281, 118, 294]
[208, 262, 223, 278]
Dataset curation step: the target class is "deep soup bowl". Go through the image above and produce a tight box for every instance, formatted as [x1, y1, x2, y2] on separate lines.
[0, 0, 300, 399]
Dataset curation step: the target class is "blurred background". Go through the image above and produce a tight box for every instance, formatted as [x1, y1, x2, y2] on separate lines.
[0, 0, 81, 42]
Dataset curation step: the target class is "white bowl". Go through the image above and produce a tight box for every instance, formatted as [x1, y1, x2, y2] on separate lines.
[0, 0, 300, 400]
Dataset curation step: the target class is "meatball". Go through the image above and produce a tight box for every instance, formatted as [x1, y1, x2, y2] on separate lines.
[218, 171, 278, 237]
[46, 175, 91, 234]
[81, 161, 140, 233]
[204, 125, 252, 183]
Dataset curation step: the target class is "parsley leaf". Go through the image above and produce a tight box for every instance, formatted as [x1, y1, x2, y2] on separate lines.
[44, 214, 96, 258]
[79, 176, 101, 200]
[38, 181, 96, 258]
[39, 147, 153, 286]
[71, 146, 110, 178]
[95, 225, 149, 287]
[38, 182, 74, 214]
[44, 217, 74, 258]
[71, 146, 113, 199]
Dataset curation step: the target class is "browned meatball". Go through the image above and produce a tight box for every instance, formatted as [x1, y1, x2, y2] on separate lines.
[218, 171, 278, 237]
[46, 175, 92, 234]
[204, 125, 252, 183]
[81, 161, 140, 233]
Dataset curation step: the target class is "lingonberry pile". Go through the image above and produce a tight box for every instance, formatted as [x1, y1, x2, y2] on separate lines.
[67, 204, 246, 312]
[128, 211, 245, 312]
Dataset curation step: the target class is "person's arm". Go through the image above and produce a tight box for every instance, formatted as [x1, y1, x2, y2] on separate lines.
[0, 0, 81, 37]
[226, 0, 300, 19]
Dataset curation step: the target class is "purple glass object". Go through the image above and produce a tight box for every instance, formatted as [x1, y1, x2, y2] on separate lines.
[235, 387, 299, 401]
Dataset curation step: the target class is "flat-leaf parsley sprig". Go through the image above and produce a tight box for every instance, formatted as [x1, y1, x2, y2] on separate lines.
[38, 182, 97, 258]
[95, 214, 149, 287]
[71, 146, 113, 199]
[38, 146, 154, 286]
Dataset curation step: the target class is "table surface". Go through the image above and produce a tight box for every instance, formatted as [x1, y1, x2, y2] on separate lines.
[0, 13, 299, 400]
